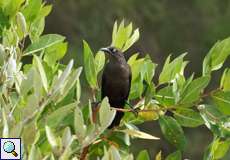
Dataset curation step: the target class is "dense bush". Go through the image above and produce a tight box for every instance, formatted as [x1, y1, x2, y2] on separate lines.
[0, 1, 230, 159]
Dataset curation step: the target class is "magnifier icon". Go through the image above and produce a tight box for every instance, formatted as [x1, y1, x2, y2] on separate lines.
[3, 141, 18, 157]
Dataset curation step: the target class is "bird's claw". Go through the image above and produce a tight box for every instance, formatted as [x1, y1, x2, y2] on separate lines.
[131, 108, 140, 117]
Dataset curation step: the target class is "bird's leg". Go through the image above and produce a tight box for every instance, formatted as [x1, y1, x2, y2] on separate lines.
[91, 101, 101, 123]
[125, 101, 140, 117]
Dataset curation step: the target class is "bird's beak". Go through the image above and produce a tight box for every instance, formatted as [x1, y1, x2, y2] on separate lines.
[100, 47, 112, 54]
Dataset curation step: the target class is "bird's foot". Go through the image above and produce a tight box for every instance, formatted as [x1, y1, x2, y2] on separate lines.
[125, 101, 140, 117]
[131, 108, 140, 117]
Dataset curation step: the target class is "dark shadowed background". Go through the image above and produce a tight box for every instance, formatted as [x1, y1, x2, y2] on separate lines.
[44, 0, 230, 159]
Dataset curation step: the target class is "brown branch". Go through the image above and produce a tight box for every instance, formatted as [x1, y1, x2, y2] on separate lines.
[80, 145, 89, 160]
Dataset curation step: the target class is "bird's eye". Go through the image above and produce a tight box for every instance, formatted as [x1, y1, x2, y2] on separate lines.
[112, 48, 117, 53]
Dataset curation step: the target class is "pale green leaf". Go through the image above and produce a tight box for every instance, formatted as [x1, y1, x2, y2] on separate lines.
[57, 67, 82, 103]
[94, 51, 105, 74]
[159, 53, 187, 84]
[45, 125, 58, 149]
[155, 151, 162, 160]
[44, 42, 68, 66]
[74, 107, 86, 139]
[51, 59, 73, 94]
[24, 34, 65, 55]
[137, 150, 150, 160]
[47, 102, 77, 127]
[2, 108, 9, 138]
[122, 28, 140, 52]
[99, 97, 116, 128]
[34, 55, 48, 93]
[119, 129, 160, 140]
[83, 40, 97, 89]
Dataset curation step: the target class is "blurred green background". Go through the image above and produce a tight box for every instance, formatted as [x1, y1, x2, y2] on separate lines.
[44, 0, 230, 159]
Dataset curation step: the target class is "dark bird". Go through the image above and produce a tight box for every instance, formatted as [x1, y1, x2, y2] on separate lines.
[100, 46, 132, 128]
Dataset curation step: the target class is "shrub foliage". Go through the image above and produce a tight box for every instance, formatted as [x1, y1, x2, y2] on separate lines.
[0, 1, 230, 159]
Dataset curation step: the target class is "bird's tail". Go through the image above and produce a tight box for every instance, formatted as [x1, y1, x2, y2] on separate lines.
[108, 111, 124, 129]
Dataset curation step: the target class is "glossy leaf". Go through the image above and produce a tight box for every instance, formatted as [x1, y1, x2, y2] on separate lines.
[221, 68, 230, 91]
[165, 150, 182, 160]
[212, 91, 230, 115]
[159, 116, 186, 150]
[180, 76, 210, 103]
[174, 108, 204, 127]
[203, 37, 230, 75]
[159, 53, 187, 84]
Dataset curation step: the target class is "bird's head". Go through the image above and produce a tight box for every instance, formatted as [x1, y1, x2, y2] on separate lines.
[100, 46, 124, 62]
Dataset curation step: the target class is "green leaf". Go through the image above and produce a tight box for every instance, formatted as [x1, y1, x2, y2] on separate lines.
[83, 40, 97, 89]
[122, 28, 140, 52]
[2, 108, 9, 138]
[74, 106, 86, 139]
[204, 137, 230, 160]
[213, 139, 230, 159]
[22, 0, 42, 24]
[143, 56, 157, 85]
[159, 53, 187, 84]
[45, 125, 58, 150]
[44, 42, 68, 67]
[129, 74, 143, 99]
[29, 18, 45, 42]
[220, 68, 230, 91]
[212, 91, 230, 115]
[47, 102, 77, 128]
[119, 129, 160, 140]
[34, 55, 48, 93]
[51, 59, 74, 94]
[155, 151, 162, 160]
[137, 150, 150, 160]
[174, 108, 204, 127]
[3, 0, 25, 17]
[155, 86, 175, 106]
[99, 97, 116, 128]
[0, 9, 10, 35]
[180, 76, 210, 103]
[24, 34, 65, 55]
[57, 67, 82, 103]
[159, 115, 186, 150]
[112, 21, 139, 51]
[28, 144, 41, 160]
[62, 127, 72, 148]
[203, 37, 230, 75]
[94, 51, 105, 74]
[165, 150, 182, 160]
[198, 105, 223, 135]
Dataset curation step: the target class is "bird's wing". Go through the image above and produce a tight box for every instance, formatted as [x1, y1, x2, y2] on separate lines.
[101, 72, 106, 99]
[126, 65, 132, 100]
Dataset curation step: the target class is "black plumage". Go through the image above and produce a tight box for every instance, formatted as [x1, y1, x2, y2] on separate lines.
[100, 46, 132, 128]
